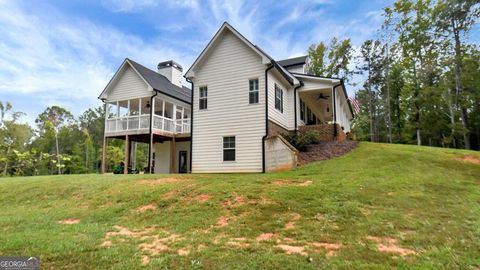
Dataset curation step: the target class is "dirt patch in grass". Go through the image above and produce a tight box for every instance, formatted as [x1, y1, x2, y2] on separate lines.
[197, 194, 211, 202]
[139, 234, 182, 256]
[271, 180, 313, 186]
[226, 237, 250, 248]
[458, 155, 480, 164]
[277, 244, 308, 256]
[216, 216, 230, 227]
[284, 213, 301, 230]
[310, 242, 343, 256]
[366, 236, 416, 256]
[100, 225, 156, 247]
[135, 203, 157, 213]
[138, 177, 191, 186]
[100, 225, 185, 265]
[221, 194, 256, 209]
[256, 233, 275, 242]
[162, 190, 177, 199]
[58, 218, 80, 225]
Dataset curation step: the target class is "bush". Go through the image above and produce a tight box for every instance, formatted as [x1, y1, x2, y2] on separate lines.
[282, 130, 320, 152]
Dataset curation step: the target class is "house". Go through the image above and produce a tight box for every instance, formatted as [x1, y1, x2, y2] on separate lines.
[99, 22, 353, 174]
[98, 59, 191, 174]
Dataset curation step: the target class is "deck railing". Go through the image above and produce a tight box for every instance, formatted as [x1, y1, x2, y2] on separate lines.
[105, 115, 190, 134]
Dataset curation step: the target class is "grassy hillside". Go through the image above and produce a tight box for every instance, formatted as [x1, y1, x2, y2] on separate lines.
[0, 142, 479, 269]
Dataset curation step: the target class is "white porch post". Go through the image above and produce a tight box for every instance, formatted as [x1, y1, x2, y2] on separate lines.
[162, 99, 165, 131]
[181, 107, 185, 133]
[126, 99, 130, 130]
[173, 104, 177, 132]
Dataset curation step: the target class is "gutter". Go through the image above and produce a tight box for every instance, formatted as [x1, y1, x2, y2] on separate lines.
[186, 78, 194, 173]
[332, 81, 342, 139]
[262, 62, 275, 173]
[147, 91, 158, 173]
[293, 82, 303, 132]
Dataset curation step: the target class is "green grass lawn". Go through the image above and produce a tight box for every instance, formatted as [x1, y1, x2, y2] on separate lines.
[0, 142, 479, 269]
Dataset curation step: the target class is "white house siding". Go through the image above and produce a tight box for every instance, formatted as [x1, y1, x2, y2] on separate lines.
[106, 65, 152, 101]
[191, 30, 266, 173]
[268, 71, 294, 130]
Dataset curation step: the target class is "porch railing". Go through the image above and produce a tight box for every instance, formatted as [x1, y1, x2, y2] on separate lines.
[105, 115, 190, 134]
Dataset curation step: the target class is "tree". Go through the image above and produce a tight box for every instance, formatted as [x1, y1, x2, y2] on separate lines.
[308, 38, 354, 81]
[0, 101, 31, 176]
[392, 0, 438, 145]
[35, 106, 74, 175]
[357, 39, 387, 142]
[433, 0, 480, 149]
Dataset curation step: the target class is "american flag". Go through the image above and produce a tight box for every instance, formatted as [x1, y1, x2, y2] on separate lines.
[348, 96, 360, 114]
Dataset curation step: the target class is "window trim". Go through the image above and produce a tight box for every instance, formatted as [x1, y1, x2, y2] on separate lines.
[199, 86, 208, 110]
[223, 136, 236, 162]
[274, 84, 283, 113]
[248, 78, 259, 104]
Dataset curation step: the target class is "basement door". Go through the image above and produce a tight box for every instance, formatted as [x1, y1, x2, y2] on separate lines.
[178, 151, 187, 173]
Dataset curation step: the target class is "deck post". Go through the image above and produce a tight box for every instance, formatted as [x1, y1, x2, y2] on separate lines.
[149, 133, 154, 174]
[101, 136, 107, 173]
[170, 136, 176, 173]
[124, 135, 130, 174]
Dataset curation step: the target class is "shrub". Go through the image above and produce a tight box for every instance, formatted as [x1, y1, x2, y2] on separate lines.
[281, 130, 320, 152]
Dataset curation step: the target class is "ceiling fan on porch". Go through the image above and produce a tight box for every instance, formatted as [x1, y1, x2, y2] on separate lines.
[317, 93, 330, 100]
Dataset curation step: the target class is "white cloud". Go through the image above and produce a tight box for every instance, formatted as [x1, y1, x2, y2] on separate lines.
[101, 0, 199, 12]
[0, 1, 193, 119]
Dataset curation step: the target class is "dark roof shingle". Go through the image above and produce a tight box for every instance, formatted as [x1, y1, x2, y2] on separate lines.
[277, 56, 307, 68]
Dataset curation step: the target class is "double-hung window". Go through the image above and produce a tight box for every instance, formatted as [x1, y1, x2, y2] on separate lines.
[274, 84, 283, 113]
[249, 79, 259, 104]
[199, 86, 207, 110]
[223, 136, 236, 161]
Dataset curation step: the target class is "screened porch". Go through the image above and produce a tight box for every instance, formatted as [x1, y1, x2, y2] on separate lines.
[105, 96, 191, 135]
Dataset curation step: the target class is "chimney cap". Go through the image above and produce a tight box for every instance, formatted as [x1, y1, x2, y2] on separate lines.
[157, 60, 183, 72]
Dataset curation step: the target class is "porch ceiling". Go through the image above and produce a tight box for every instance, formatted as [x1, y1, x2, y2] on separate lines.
[299, 89, 333, 122]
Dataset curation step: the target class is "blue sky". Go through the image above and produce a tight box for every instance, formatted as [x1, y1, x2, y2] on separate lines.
[0, 0, 477, 124]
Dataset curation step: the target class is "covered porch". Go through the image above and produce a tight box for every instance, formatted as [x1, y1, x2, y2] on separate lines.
[296, 74, 352, 133]
[104, 96, 191, 136]
[101, 95, 191, 174]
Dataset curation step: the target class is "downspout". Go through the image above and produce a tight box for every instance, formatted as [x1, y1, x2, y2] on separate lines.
[332, 81, 342, 139]
[147, 91, 158, 173]
[186, 78, 194, 173]
[262, 62, 275, 173]
[293, 82, 303, 132]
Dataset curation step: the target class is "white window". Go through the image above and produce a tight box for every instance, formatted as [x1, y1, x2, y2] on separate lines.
[199, 86, 207, 110]
[223, 136, 235, 161]
[249, 79, 259, 104]
[274, 84, 283, 113]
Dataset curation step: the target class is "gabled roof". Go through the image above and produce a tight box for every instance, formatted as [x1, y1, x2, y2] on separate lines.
[278, 56, 307, 68]
[99, 58, 191, 104]
[185, 22, 298, 86]
[128, 59, 191, 103]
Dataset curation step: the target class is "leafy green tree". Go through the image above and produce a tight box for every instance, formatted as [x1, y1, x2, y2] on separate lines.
[35, 106, 74, 175]
[433, 0, 480, 149]
[0, 101, 32, 176]
[308, 38, 354, 81]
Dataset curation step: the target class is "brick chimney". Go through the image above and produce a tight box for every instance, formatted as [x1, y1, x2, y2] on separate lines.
[157, 60, 183, 87]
